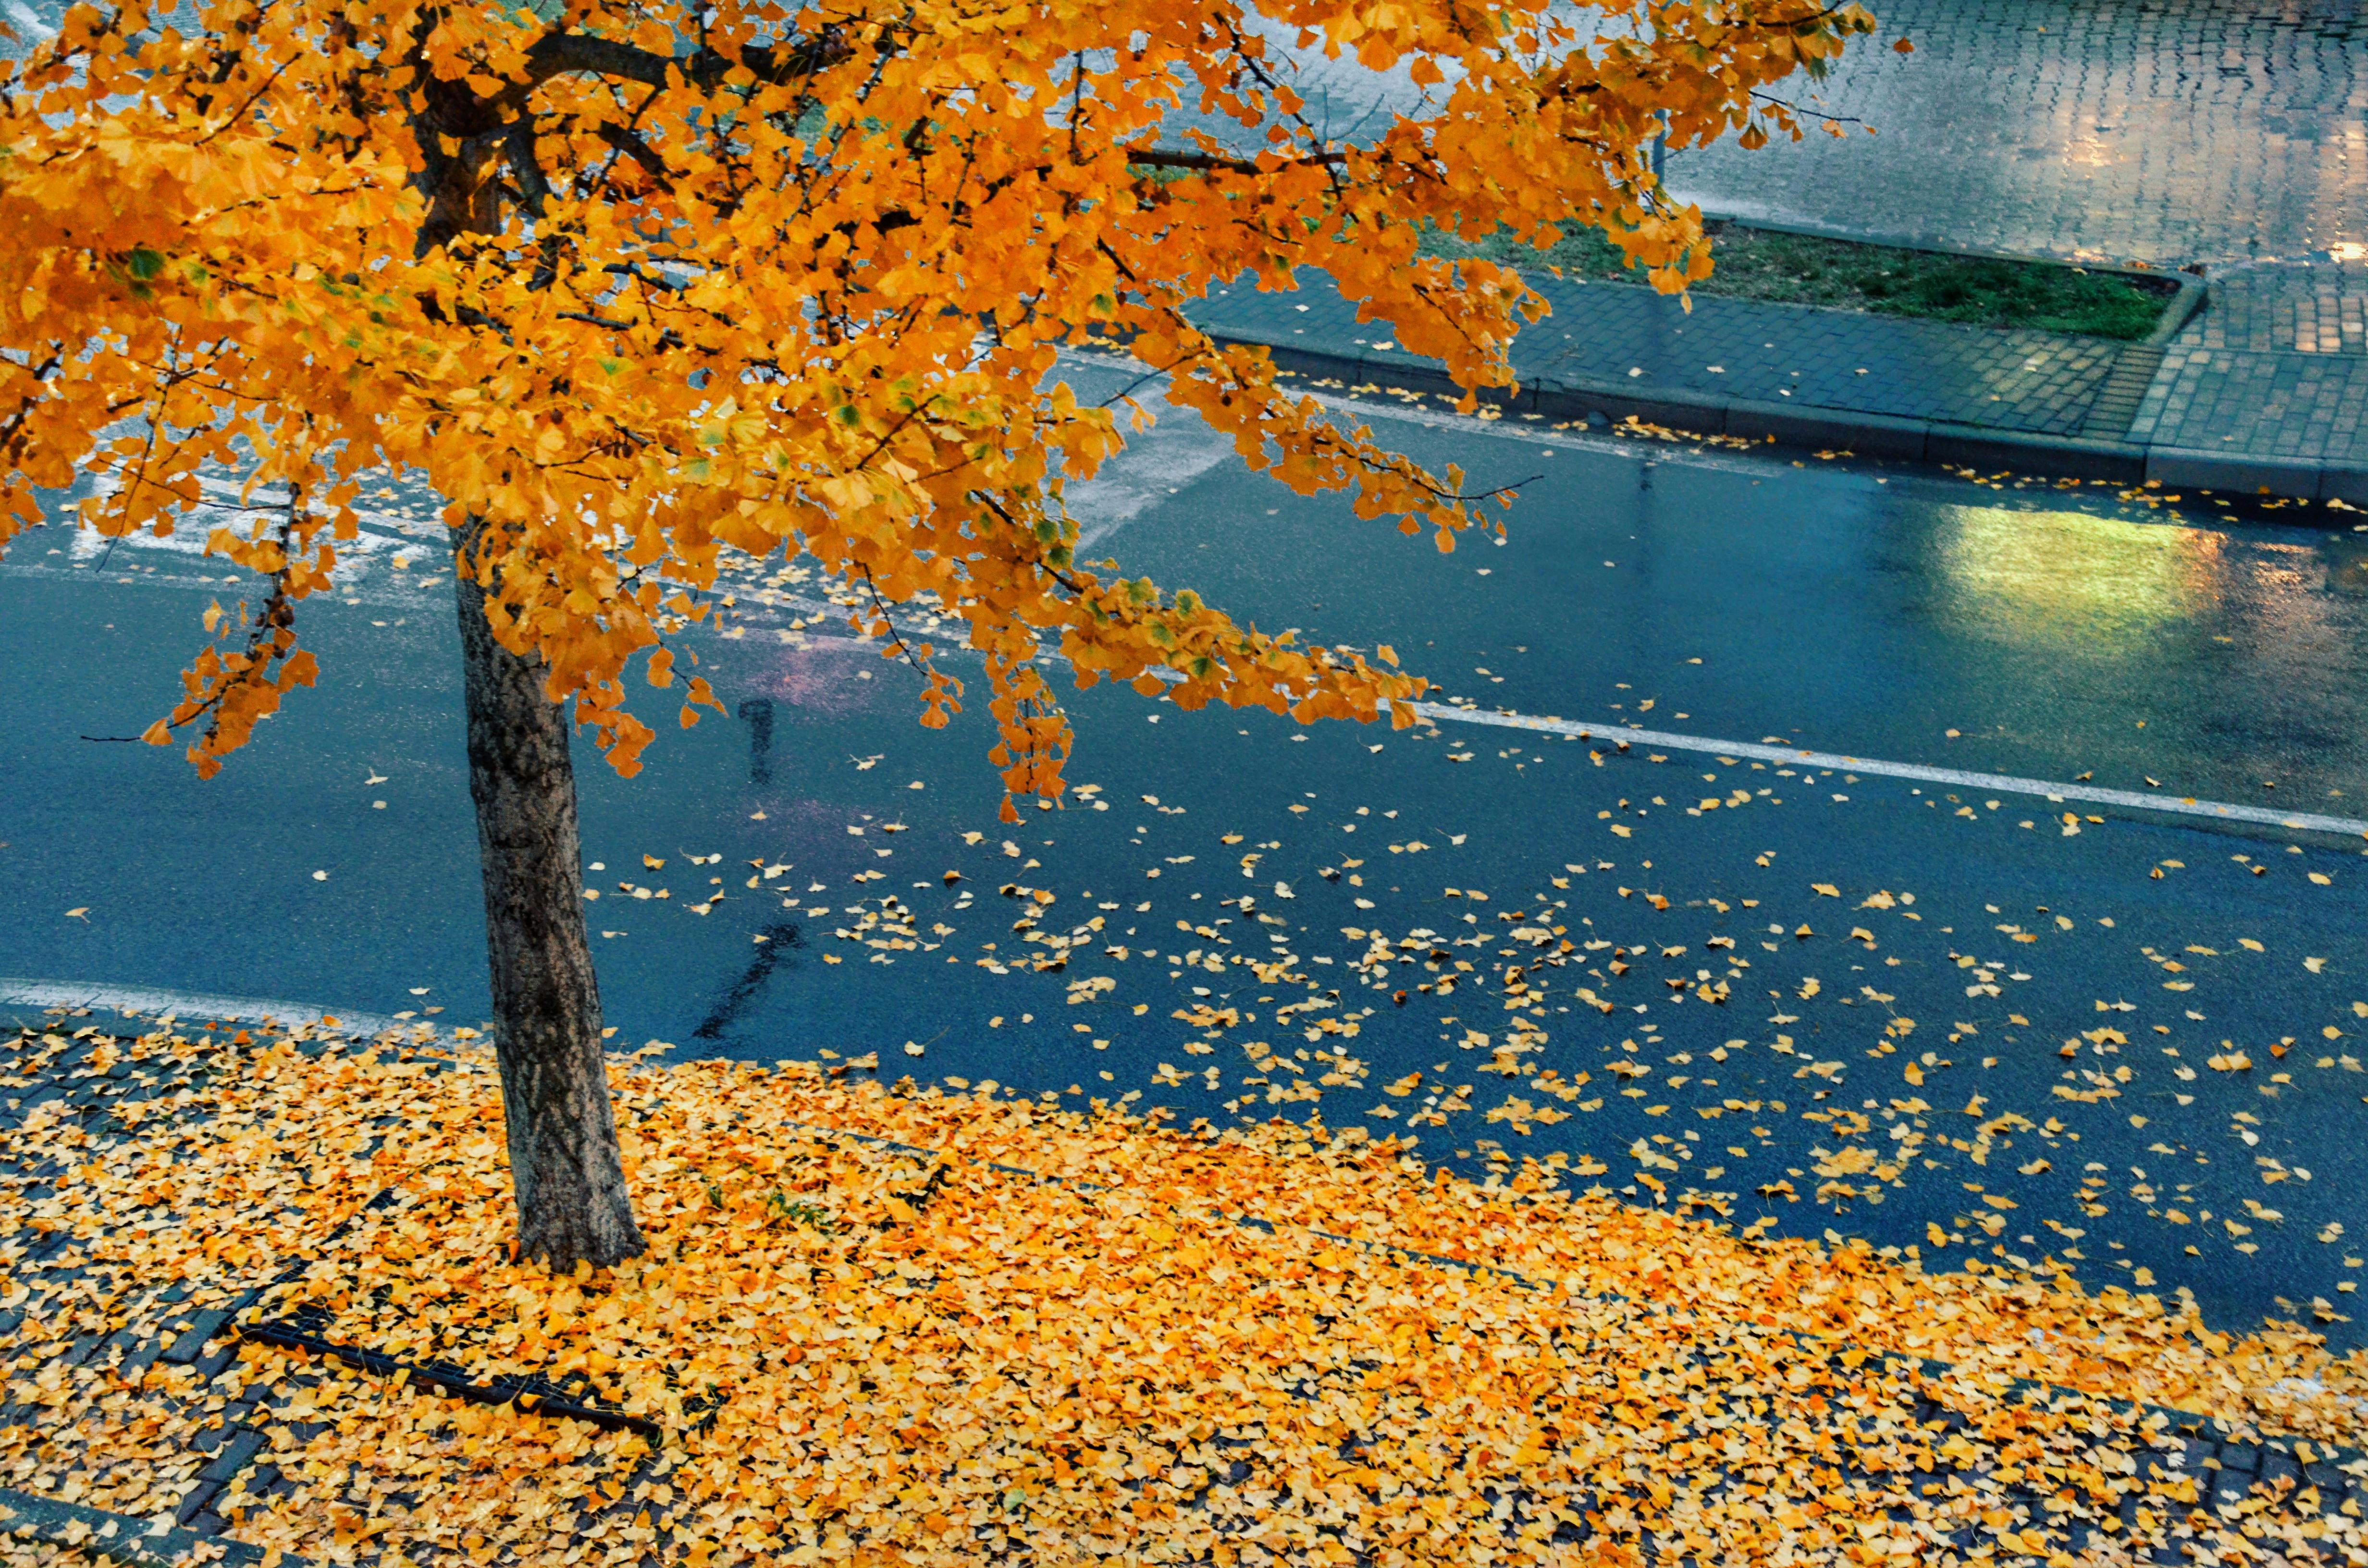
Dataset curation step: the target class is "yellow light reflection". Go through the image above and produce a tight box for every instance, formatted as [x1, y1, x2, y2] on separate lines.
[1934, 506, 2223, 646]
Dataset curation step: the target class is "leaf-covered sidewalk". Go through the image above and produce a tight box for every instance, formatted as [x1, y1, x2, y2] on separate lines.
[4, 1023, 2366, 1567]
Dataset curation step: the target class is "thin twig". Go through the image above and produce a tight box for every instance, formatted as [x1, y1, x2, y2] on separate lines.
[1748, 90, 1866, 127]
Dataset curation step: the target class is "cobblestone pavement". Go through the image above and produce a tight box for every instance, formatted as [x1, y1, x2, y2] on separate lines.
[2121, 253, 2368, 475]
[1155, 2, 2368, 270]
[2132, 341, 2368, 471]
[1191, 268, 2158, 438]
[1666, 0, 2368, 269]
[2185, 253, 2368, 356]
[0, 1025, 288, 1558]
[1187, 257, 2368, 491]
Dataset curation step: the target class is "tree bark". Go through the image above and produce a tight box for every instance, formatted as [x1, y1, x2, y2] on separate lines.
[454, 521, 646, 1271]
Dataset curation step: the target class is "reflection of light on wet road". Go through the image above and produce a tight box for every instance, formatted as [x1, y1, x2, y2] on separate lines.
[1935, 506, 2218, 645]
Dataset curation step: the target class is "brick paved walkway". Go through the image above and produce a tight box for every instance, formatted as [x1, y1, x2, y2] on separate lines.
[2092, 254, 2368, 487]
[0, 1025, 285, 1556]
[0, 1017, 672, 1566]
[2183, 253, 2368, 356]
[1202, 273, 2133, 436]
[2133, 345, 2368, 480]
[1160, 3, 2368, 270]
[1173, 1, 2368, 492]
[1667, 0, 2368, 269]
[1189, 261, 2368, 500]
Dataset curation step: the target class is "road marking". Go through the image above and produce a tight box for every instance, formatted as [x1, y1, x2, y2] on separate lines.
[0, 978, 412, 1038]
[1394, 701, 2368, 839]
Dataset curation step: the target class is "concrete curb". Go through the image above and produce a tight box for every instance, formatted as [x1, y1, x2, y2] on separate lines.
[1202, 280, 2365, 504]
[0, 1488, 288, 1568]
[0, 977, 410, 1043]
[1228, 333, 2160, 480]
[2142, 271, 2210, 347]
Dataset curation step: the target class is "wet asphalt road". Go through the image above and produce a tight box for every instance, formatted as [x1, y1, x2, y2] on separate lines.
[5, 360, 2368, 1347]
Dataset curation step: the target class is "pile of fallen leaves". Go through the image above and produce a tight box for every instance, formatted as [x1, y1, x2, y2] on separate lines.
[3, 1024, 2366, 1567]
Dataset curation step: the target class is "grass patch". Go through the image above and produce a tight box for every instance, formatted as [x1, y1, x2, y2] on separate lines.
[1421, 219, 2177, 339]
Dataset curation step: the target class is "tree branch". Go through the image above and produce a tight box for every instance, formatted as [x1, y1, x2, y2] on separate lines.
[524, 27, 851, 94]
[506, 118, 554, 220]
[593, 122, 676, 191]
[1126, 147, 1347, 176]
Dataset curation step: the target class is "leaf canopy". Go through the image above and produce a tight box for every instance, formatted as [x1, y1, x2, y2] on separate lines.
[0, 0, 1873, 809]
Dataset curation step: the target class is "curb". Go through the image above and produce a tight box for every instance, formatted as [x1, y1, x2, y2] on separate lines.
[0, 1488, 291, 1568]
[0, 978, 412, 1046]
[1227, 334, 2158, 481]
[2142, 270, 2210, 346]
[1199, 278, 2366, 505]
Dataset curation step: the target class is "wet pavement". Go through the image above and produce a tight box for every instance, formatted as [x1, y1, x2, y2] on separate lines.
[25, 0, 2358, 270]
[1667, 0, 2368, 267]
[6, 357, 2368, 1348]
[1157, 0, 2368, 269]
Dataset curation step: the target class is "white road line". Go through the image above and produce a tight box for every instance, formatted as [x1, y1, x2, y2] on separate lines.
[0, 978, 412, 1038]
[1394, 701, 2368, 839]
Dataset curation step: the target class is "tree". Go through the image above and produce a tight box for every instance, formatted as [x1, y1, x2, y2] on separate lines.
[0, 0, 1876, 1268]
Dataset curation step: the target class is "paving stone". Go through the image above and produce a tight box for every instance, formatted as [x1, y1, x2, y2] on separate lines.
[1153, 1, 2368, 269]
[173, 1477, 223, 1526]
[197, 1428, 265, 1484]
[117, 1335, 164, 1384]
[5, 1024, 2362, 1568]
[1187, 258, 2368, 496]
[161, 1309, 230, 1365]
[2303, 1459, 2350, 1490]
[1190, 268, 2145, 439]
[1630, 0, 2368, 269]
[0, 1084, 66, 1127]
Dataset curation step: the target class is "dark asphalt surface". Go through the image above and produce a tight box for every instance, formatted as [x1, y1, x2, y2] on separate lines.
[5, 360, 2368, 1349]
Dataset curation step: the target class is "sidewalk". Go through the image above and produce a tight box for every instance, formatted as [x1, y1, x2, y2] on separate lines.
[1168, 2, 2368, 270]
[1187, 257, 2368, 503]
[2132, 253, 2368, 497]
[7, 1016, 2368, 1568]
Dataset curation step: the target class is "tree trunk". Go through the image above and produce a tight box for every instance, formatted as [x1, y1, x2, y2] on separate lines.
[454, 523, 646, 1271]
